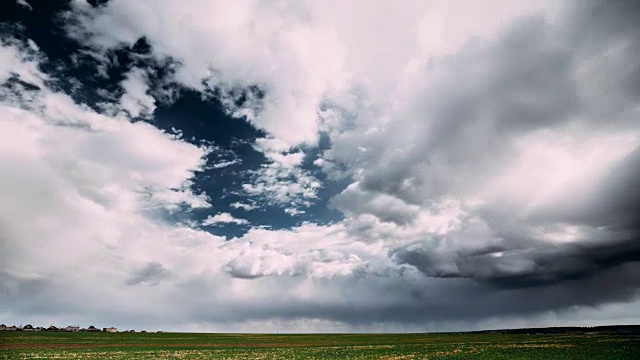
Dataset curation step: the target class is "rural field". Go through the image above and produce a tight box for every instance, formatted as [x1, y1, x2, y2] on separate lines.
[1, 331, 639, 359]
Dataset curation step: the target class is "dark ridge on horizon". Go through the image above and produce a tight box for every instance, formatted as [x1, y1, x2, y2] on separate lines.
[460, 324, 640, 335]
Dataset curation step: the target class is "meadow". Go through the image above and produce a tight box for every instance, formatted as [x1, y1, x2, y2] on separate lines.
[1, 331, 639, 359]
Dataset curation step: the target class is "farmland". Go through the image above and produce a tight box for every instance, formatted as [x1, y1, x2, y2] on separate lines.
[1, 331, 639, 359]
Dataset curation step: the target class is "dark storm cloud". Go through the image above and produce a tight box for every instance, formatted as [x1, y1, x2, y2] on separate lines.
[577, 147, 640, 228]
[390, 136, 640, 305]
[391, 232, 640, 289]
[166, 262, 640, 326]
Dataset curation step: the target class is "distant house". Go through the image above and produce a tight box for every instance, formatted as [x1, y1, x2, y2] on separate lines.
[87, 325, 100, 332]
[0, 324, 6, 331]
[103, 327, 117, 333]
[64, 325, 80, 332]
[23, 324, 35, 331]
[47, 325, 59, 331]
[6, 325, 18, 331]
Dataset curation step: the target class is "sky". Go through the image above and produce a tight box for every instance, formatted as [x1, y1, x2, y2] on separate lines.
[1, 0, 640, 333]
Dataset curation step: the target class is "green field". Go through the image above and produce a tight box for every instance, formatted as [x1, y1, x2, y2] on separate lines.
[1, 331, 639, 359]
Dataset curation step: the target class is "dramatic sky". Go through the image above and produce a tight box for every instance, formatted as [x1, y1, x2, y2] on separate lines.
[1, 0, 640, 332]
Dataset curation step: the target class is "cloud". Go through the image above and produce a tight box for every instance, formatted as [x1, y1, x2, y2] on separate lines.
[323, 0, 640, 295]
[0, 37, 217, 325]
[220, 223, 376, 280]
[66, 0, 351, 148]
[332, 182, 422, 225]
[211, 160, 238, 169]
[0, 37, 45, 86]
[240, 139, 321, 211]
[126, 261, 172, 286]
[230, 201, 258, 211]
[16, 0, 32, 11]
[117, 68, 156, 118]
[202, 212, 249, 226]
[242, 162, 321, 209]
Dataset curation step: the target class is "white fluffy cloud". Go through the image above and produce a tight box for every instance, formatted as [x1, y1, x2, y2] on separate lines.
[67, 0, 351, 147]
[117, 68, 156, 119]
[202, 212, 249, 226]
[0, 39, 217, 323]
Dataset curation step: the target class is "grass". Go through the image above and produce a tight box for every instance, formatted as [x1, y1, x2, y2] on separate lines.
[1, 331, 639, 359]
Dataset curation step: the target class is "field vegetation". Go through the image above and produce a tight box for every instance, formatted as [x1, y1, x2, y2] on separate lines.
[2, 331, 639, 359]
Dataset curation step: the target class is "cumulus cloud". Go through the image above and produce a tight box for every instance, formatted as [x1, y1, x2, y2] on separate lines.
[66, 0, 350, 147]
[0, 37, 217, 325]
[231, 201, 258, 211]
[202, 212, 249, 226]
[117, 68, 156, 118]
